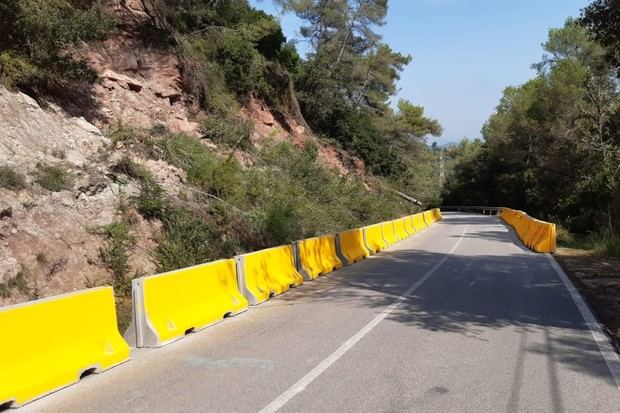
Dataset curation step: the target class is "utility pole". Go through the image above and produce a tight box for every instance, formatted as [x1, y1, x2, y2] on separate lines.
[439, 148, 445, 187]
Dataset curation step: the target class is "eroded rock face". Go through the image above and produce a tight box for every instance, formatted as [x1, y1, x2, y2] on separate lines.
[239, 96, 365, 177]
[0, 86, 158, 306]
[74, 1, 200, 134]
[0, 88, 108, 171]
[0, 2, 368, 306]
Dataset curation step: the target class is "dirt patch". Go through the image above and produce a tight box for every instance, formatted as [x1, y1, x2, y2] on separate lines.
[554, 247, 620, 350]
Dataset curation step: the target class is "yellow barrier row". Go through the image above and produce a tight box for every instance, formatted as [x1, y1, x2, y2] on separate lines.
[403, 216, 414, 235]
[125, 259, 248, 348]
[297, 235, 343, 280]
[411, 213, 428, 232]
[381, 221, 398, 245]
[364, 223, 388, 253]
[236, 245, 304, 305]
[0, 208, 443, 407]
[394, 219, 409, 241]
[362, 209, 442, 254]
[500, 208, 556, 253]
[0, 287, 130, 407]
[337, 228, 370, 264]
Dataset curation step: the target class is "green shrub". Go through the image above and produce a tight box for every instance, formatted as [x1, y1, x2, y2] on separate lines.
[158, 133, 209, 171]
[261, 199, 301, 245]
[135, 178, 168, 220]
[0, 52, 40, 89]
[201, 114, 253, 150]
[0, 0, 113, 94]
[107, 121, 138, 145]
[156, 133, 245, 198]
[0, 165, 26, 190]
[556, 225, 577, 247]
[236, 141, 413, 244]
[133, 175, 242, 271]
[34, 164, 71, 191]
[178, 37, 239, 115]
[152, 207, 214, 272]
[556, 226, 620, 258]
[136, 138, 414, 273]
[587, 230, 620, 258]
[213, 159, 243, 198]
[99, 221, 135, 285]
[111, 156, 151, 181]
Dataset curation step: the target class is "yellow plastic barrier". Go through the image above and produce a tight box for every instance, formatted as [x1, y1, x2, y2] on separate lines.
[432, 208, 442, 221]
[394, 218, 409, 241]
[381, 221, 398, 245]
[423, 210, 436, 226]
[297, 235, 343, 280]
[404, 216, 416, 236]
[500, 208, 556, 253]
[338, 228, 370, 263]
[363, 223, 387, 253]
[412, 213, 427, 232]
[125, 259, 248, 348]
[236, 245, 304, 305]
[0, 287, 130, 407]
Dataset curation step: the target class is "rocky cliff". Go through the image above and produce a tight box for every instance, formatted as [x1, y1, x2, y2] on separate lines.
[0, 1, 364, 306]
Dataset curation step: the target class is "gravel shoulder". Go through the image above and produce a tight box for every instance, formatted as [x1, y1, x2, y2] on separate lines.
[554, 248, 620, 350]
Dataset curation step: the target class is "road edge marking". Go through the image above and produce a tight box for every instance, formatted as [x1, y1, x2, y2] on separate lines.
[546, 253, 620, 390]
[259, 226, 469, 413]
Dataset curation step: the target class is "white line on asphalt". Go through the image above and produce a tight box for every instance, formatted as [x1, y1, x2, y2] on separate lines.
[547, 254, 620, 390]
[259, 226, 469, 413]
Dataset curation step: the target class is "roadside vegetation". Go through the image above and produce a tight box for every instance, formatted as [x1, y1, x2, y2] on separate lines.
[118, 126, 415, 273]
[438, 1, 620, 348]
[34, 164, 71, 192]
[442, 7, 620, 256]
[0, 0, 113, 98]
[1, 0, 444, 205]
[2, 0, 442, 318]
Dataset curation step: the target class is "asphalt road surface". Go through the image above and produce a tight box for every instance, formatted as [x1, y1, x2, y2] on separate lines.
[21, 213, 620, 413]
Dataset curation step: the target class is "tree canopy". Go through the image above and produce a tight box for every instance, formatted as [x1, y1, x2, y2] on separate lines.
[442, 19, 620, 235]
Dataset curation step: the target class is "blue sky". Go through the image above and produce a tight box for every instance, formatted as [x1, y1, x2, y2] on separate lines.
[250, 0, 591, 144]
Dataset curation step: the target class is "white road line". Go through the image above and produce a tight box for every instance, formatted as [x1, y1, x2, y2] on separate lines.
[259, 226, 469, 413]
[547, 254, 620, 390]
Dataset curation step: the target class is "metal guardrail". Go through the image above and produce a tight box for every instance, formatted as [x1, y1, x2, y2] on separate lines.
[440, 206, 502, 215]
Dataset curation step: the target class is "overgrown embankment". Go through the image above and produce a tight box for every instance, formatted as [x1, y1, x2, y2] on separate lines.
[0, 0, 444, 308]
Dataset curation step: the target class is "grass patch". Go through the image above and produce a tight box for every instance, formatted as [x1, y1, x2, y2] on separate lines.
[34, 164, 71, 191]
[99, 221, 137, 296]
[152, 207, 216, 272]
[133, 134, 413, 275]
[588, 231, 620, 258]
[156, 133, 243, 198]
[108, 121, 141, 145]
[111, 156, 151, 181]
[135, 179, 238, 272]
[0, 166, 26, 190]
[136, 178, 169, 220]
[557, 225, 620, 258]
[201, 114, 253, 150]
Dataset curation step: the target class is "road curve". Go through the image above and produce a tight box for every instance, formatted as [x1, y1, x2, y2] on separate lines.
[20, 213, 620, 413]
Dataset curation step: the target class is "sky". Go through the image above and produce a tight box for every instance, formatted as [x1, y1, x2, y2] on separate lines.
[249, 0, 592, 145]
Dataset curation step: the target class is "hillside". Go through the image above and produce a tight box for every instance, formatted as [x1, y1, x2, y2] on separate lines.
[0, 0, 444, 308]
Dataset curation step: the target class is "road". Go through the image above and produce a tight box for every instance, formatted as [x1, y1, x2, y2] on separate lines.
[21, 213, 620, 413]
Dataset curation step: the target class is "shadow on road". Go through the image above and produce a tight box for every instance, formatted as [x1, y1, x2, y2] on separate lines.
[272, 213, 617, 392]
